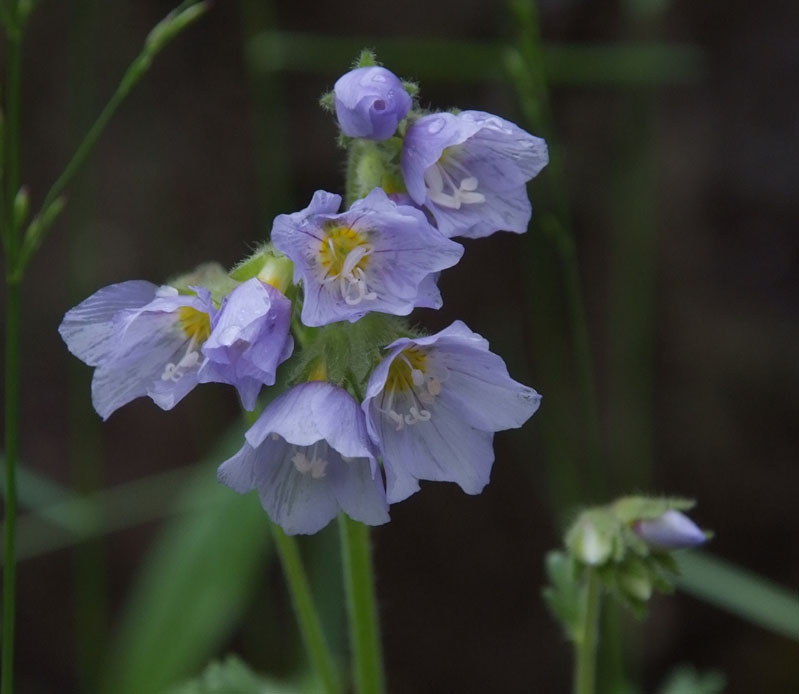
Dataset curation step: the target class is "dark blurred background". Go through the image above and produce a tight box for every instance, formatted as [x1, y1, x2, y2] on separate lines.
[2, 0, 798, 692]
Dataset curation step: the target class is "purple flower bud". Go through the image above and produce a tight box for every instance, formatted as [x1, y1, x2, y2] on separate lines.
[334, 66, 412, 140]
[634, 510, 707, 550]
[200, 278, 294, 411]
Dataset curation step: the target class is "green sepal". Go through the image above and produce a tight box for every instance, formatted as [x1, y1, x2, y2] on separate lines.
[168, 262, 239, 305]
[319, 91, 335, 113]
[286, 313, 414, 398]
[229, 246, 271, 282]
[354, 48, 378, 68]
[612, 495, 695, 524]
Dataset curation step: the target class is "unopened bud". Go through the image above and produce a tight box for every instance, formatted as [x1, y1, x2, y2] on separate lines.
[257, 252, 294, 295]
[619, 559, 653, 602]
[568, 518, 613, 566]
[634, 510, 706, 550]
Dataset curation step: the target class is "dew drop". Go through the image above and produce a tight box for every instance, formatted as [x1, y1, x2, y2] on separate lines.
[426, 117, 445, 134]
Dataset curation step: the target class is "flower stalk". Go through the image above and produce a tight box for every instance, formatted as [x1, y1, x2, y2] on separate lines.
[338, 514, 385, 694]
[574, 568, 602, 694]
[269, 523, 341, 694]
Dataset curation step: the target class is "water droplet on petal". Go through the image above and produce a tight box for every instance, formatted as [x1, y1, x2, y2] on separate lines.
[426, 117, 445, 134]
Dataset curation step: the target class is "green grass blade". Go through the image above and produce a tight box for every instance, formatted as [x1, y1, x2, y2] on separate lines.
[100, 429, 272, 694]
[246, 31, 704, 85]
[677, 551, 799, 641]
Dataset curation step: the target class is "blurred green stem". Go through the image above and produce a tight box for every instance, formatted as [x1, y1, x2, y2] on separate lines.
[269, 523, 341, 694]
[338, 515, 385, 694]
[2, 4, 26, 692]
[67, 2, 107, 689]
[241, 408, 339, 692]
[13, 0, 210, 279]
[574, 569, 602, 694]
[506, 0, 605, 510]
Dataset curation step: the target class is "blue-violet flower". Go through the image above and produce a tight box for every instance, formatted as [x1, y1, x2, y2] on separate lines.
[218, 381, 390, 534]
[272, 187, 463, 326]
[362, 320, 541, 502]
[59, 281, 216, 419]
[401, 110, 549, 239]
[200, 278, 294, 410]
[334, 66, 412, 140]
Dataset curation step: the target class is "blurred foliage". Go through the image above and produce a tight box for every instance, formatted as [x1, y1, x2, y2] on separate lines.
[168, 655, 306, 694]
[99, 428, 273, 694]
[657, 665, 726, 694]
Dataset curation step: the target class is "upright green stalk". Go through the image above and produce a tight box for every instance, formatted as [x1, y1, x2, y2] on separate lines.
[269, 524, 341, 694]
[338, 515, 385, 694]
[67, 2, 108, 689]
[574, 569, 602, 694]
[506, 0, 606, 509]
[2, 5, 26, 692]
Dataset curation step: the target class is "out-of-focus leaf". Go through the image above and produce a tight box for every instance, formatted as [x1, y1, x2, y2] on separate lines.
[542, 550, 582, 641]
[657, 665, 725, 694]
[168, 655, 307, 694]
[100, 427, 273, 694]
[677, 551, 799, 641]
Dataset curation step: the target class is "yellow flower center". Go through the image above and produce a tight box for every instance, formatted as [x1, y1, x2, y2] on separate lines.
[318, 225, 371, 279]
[385, 347, 428, 393]
[178, 306, 211, 343]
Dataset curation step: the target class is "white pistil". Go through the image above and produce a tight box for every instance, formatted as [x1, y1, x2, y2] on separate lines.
[322, 244, 377, 306]
[425, 160, 486, 210]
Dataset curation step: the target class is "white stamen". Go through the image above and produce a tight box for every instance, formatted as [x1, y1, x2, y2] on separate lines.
[387, 410, 405, 431]
[161, 337, 202, 382]
[424, 160, 486, 210]
[404, 406, 431, 425]
[292, 448, 328, 478]
[322, 240, 377, 306]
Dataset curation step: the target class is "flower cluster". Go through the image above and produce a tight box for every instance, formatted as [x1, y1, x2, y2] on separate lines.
[60, 56, 548, 534]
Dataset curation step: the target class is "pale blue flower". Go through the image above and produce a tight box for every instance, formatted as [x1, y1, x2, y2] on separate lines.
[218, 382, 390, 534]
[401, 110, 549, 238]
[271, 187, 463, 327]
[334, 66, 412, 140]
[59, 281, 216, 419]
[362, 320, 541, 503]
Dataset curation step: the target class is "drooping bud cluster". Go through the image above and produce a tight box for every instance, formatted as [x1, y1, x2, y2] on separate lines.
[60, 56, 549, 534]
[546, 496, 707, 619]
